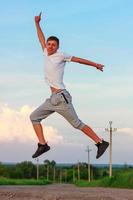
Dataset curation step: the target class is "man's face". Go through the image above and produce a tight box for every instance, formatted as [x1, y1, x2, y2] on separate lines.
[46, 40, 59, 55]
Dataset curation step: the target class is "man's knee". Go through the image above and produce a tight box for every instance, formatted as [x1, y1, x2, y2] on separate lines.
[29, 111, 41, 124]
[72, 120, 85, 130]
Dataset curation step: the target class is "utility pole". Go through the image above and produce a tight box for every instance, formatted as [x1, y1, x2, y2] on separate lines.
[64, 169, 67, 183]
[36, 158, 39, 180]
[105, 121, 117, 177]
[47, 164, 49, 181]
[60, 168, 62, 183]
[77, 162, 80, 181]
[86, 145, 92, 182]
[73, 166, 75, 182]
[53, 166, 56, 182]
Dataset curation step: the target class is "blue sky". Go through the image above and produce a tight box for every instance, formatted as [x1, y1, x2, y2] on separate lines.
[0, 0, 133, 164]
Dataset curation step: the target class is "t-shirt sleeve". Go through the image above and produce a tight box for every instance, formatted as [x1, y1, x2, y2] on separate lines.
[63, 53, 72, 62]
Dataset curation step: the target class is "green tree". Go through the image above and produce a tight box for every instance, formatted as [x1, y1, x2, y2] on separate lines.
[0, 162, 6, 177]
[16, 161, 36, 179]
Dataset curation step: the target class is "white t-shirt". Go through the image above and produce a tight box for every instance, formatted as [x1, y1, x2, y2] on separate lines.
[43, 48, 72, 89]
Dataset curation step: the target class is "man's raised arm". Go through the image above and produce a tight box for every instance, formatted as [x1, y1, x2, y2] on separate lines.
[71, 56, 104, 72]
[35, 12, 46, 51]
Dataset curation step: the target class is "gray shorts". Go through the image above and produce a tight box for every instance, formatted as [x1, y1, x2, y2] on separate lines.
[30, 90, 85, 130]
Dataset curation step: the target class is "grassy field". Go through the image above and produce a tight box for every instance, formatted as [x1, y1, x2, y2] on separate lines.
[75, 170, 133, 189]
[0, 177, 51, 185]
[1, 169, 133, 188]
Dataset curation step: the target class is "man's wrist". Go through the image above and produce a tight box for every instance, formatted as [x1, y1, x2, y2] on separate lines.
[95, 63, 98, 68]
[35, 21, 40, 25]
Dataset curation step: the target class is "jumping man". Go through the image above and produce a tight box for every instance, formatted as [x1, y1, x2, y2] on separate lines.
[30, 13, 109, 159]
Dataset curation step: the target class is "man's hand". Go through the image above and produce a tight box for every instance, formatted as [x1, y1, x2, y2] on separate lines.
[71, 56, 104, 72]
[34, 12, 46, 50]
[35, 12, 42, 23]
[95, 64, 104, 72]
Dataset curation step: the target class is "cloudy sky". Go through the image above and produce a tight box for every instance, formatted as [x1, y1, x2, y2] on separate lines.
[0, 0, 133, 165]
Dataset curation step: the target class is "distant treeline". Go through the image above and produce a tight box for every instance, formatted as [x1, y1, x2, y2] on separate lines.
[0, 160, 132, 183]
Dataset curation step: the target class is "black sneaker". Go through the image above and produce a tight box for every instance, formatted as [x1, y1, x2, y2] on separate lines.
[96, 140, 109, 159]
[32, 143, 50, 158]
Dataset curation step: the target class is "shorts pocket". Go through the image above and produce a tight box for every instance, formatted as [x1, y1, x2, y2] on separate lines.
[51, 94, 61, 106]
[61, 92, 72, 103]
[61, 93, 69, 104]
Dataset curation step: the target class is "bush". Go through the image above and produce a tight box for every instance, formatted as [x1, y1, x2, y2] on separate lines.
[75, 169, 133, 188]
[0, 177, 51, 185]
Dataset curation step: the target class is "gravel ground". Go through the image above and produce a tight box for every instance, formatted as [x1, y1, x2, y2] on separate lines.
[0, 184, 133, 200]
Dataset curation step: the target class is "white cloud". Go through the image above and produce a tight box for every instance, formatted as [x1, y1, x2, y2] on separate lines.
[117, 128, 133, 135]
[0, 103, 133, 164]
[0, 103, 63, 144]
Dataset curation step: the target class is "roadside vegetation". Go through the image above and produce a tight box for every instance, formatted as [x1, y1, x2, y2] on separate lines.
[0, 161, 133, 188]
[0, 178, 51, 185]
[75, 169, 133, 188]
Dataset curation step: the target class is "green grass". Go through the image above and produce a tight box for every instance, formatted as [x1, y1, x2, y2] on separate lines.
[75, 170, 133, 189]
[0, 177, 52, 185]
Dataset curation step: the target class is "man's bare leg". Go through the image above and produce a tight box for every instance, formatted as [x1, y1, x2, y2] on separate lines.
[32, 124, 46, 144]
[81, 125, 109, 159]
[81, 125, 102, 144]
[32, 123, 50, 158]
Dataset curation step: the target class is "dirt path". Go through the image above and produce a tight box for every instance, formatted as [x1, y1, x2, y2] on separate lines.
[0, 184, 133, 200]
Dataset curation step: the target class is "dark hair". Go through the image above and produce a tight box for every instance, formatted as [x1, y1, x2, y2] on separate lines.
[47, 36, 59, 46]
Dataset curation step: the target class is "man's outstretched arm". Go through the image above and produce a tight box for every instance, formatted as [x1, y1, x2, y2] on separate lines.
[71, 56, 104, 72]
[35, 12, 46, 50]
